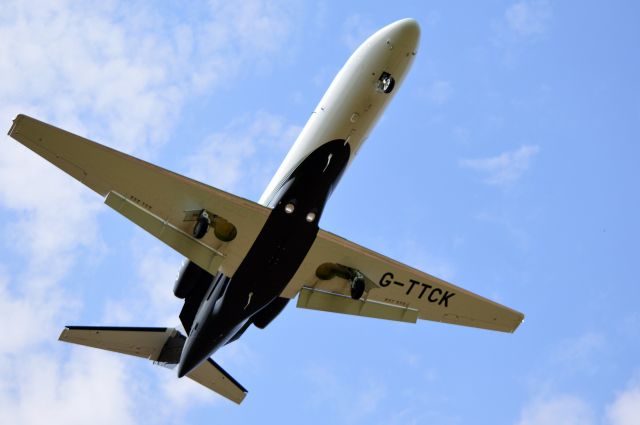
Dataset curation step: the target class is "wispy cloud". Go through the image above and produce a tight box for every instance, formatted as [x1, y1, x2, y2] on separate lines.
[607, 377, 640, 425]
[184, 111, 301, 198]
[0, 347, 137, 425]
[459, 145, 540, 186]
[101, 239, 183, 327]
[491, 1, 553, 66]
[517, 375, 640, 425]
[505, 1, 552, 36]
[516, 395, 595, 425]
[551, 332, 607, 375]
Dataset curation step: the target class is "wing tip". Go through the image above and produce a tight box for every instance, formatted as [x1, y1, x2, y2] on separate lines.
[504, 312, 525, 333]
[58, 326, 71, 342]
[8, 114, 24, 137]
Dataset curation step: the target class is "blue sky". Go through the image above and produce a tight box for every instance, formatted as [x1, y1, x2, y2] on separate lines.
[1, 1, 639, 424]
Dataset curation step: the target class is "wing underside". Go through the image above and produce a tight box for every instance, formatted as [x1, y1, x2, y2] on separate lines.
[285, 229, 524, 333]
[8, 114, 270, 276]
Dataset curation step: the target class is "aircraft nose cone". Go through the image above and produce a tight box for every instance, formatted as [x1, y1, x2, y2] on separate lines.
[385, 18, 420, 49]
[392, 18, 420, 37]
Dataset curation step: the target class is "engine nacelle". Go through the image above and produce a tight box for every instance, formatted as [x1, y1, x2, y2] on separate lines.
[252, 297, 290, 329]
[173, 261, 213, 299]
[316, 262, 366, 299]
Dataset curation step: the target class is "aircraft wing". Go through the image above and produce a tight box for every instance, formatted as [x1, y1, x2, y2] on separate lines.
[8, 114, 270, 276]
[283, 229, 524, 333]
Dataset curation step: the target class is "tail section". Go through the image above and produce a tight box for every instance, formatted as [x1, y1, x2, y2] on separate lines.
[59, 326, 247, 404]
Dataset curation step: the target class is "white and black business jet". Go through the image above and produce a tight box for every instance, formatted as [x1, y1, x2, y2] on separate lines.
[7, 19, 523, 404]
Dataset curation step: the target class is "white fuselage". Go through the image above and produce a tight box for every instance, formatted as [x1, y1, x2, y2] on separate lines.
[259, 18, 420, 206]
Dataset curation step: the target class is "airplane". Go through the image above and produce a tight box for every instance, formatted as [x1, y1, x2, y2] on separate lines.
[6, 18, 523, 404]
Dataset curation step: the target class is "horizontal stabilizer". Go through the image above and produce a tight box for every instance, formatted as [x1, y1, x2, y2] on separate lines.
[187, 358, 247, 404]
[59, 326, 182, 362]
[59, 326, 247, 404]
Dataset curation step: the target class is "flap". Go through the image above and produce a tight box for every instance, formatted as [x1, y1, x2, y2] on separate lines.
[297, 287, 418, 323]
[104, 191, 224, 274]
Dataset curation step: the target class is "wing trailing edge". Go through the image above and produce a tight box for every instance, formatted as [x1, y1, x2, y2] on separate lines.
[297, 287, 419, 323]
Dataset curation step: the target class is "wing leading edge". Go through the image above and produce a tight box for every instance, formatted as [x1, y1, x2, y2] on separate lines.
[284, 229, 524, 333]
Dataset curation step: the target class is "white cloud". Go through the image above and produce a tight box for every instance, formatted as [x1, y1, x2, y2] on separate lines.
[0, 350, 136, 425]
[208, 0, 297, 55]
[551, 332, 607, 375]
[131, 242, 184, 325]
[158, 367, 215, 409]
[0, 270, 81, 354]
[0, 142, 103, 279]
[0, 0, 299, 156]
[184, 110, 301, 197]
[505, 1, 552, 36]
[516, 395, 595, 425]
[459, 145, 540, 186]
[101, 239, 183, 326]
[517, 377, 640, 425]
[491, 1, 553, 66]
[606, 378, 640, 425]
[1, 2, 181, 155]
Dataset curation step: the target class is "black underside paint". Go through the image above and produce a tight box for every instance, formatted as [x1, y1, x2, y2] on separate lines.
[251, 296, 290, 329]
[177, 139, 351, 377]
[177, 262, 214, 333]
